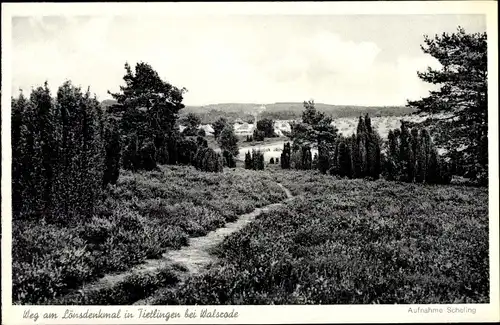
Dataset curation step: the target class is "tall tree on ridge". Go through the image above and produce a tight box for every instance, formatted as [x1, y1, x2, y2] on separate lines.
[212, 117, 228, 140]
[407, 27, 488, 185]
[218, 124, 239, 158]
[291, 100, 338, 173]
[182, 113, 201, 136]
[108, 62, 186, 170]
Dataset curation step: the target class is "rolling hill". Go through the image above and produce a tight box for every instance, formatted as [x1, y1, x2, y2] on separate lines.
[101, 99, 416, 124]
[183, 102, 415, 119]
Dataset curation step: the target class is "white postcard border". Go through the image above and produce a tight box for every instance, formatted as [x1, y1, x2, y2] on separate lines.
[1, 1, 498, 324]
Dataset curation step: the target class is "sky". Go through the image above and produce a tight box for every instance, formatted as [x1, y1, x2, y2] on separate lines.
[11, 14, 486, 106]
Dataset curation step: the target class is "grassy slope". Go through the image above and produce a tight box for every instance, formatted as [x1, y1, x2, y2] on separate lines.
[12, 165, 287, 304]
[148, 167, 489, 305]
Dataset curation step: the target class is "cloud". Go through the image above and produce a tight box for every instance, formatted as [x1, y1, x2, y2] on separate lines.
[395, 55, 442, 102]
[12, 17, 119, 97]
[11, 16, 446, 106]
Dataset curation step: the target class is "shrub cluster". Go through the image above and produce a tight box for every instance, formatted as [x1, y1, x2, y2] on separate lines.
[222, 150, 237, 168]
[323, 115, 382, 179]
[49, 266, 183, 305]
[290, 145, 313, 170]
[252, 129, 266, 142]
[177, 137, 199, 165]
[385, 122, 452, 184]
[312, 153, 318, 169]
[150, 177, 489, 305]
[244, 150, 265, 170]
[256, 118, 276, 138]
[193, 148, 224, 172]
[280, 142, 292, 169]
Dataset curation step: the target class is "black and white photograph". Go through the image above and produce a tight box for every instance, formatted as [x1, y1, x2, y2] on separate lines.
[1, 1, 498, 324]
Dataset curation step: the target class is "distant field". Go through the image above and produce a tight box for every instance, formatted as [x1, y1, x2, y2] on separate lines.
[146, 167, 489, 305]
[206, 135, 289, 150]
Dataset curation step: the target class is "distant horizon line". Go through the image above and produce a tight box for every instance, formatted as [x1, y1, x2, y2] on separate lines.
[101, 98, 408, 108]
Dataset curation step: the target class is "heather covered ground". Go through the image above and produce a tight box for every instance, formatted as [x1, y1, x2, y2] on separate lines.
[145, 167, 489, 305]
[12, 165, 287, 304]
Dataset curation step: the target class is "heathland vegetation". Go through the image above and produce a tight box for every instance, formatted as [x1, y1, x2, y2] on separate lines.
[145, 168, 488, 304]
[11, 27, 488, 305]
[13, 165, 287, 304]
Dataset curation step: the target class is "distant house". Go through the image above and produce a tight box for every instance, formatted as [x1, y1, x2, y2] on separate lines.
[234, 122, 255, 136]
[178, 124, 214, 135]
[274, 129, 285, 137]
[199, 124, 214, 135]
[234, 118, 244, 124]
[274, 120, 291, 136]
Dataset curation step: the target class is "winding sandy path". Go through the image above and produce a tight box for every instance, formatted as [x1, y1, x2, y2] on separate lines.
[48, 183, 294, 305]
[161, 183, 293, 274]
[134, 183, 294, 305]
